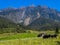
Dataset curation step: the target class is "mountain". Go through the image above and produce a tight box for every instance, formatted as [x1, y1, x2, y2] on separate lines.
[0, 5, 60, 30]
[0, 17, 17, 28]
[27, 17, 60, 30]
[0, 17, 26, 33]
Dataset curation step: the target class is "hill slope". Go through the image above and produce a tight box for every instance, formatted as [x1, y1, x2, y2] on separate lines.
[0, 17, 25, 33]
[0, 5, 60, 30]
[0, 5, 60, 26]
[27, 18, 60, 30]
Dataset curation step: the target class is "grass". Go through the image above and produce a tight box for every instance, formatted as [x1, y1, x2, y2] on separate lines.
[0, 37, 60, 45]
[0, 30, 60, 45]
[0, 33, 37, 40]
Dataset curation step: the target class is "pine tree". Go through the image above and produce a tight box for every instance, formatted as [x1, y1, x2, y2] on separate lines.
[55, 26, 59, 34]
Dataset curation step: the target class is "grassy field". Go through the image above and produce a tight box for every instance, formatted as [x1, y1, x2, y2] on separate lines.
[0, 30, 60, 45]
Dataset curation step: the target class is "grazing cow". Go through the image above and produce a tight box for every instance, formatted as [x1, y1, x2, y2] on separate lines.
[50, 34, 57, 38]
[37, 33, 58, 39]
[37, 33, 46, 37]
[43, 34, 57, 39]
[37, 33, 43, 37]
[43, 34, 50, 38]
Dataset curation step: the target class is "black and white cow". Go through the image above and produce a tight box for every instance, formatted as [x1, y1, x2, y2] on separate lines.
[37, 33, 57, 39]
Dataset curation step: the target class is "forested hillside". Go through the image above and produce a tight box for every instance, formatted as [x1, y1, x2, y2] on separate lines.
[0, 17, 26, 33]
[27, 18, 60, 30]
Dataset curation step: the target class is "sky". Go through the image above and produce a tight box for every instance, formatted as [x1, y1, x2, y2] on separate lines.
[0, 0, 60, 11]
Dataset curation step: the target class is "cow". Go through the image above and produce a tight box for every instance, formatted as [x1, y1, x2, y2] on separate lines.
[37, 33, 48, 38]
[37, 33, 57, 39]
[37, 33, 43, 37]
[37, 33, 46, 37]
[43, 34, 50, 38]
[50, 34, 57, 38]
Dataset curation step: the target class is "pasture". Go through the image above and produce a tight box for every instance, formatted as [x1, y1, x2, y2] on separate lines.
[0, 30, 60, 45]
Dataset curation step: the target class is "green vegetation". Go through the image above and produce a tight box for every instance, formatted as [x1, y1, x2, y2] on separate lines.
[0, 17, 60, 45]
[0, 17, 26, 33]
[0, 33, 37, 40]
[0, 37, 60, 45]
[27, 18, 60, 30]
[0, 30, 60, 45]
[0, 17, 60, 34]
[55, 26, 59, 34]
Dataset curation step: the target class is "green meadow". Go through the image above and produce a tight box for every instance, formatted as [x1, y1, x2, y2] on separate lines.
[0, 30, 60, 45]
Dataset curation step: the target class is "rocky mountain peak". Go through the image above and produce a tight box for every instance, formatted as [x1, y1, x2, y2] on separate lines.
[0, 5, 60, 26]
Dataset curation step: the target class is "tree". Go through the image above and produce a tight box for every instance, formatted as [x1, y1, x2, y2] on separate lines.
[55, 26, 59, 34]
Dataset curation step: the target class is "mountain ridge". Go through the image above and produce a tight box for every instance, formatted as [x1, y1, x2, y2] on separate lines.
[0, 5, 60, 27]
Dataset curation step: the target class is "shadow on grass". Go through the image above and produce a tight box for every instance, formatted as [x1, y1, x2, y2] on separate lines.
[56, 41, 60, 45]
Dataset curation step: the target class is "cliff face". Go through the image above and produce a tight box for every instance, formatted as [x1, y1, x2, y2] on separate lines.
[0, 5, 60, 26]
